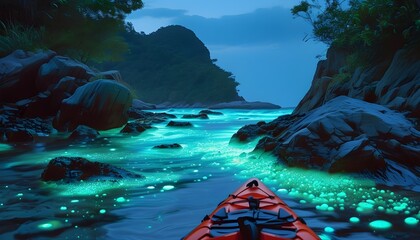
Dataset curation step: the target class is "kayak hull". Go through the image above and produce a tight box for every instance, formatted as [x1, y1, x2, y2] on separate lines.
[183, 178, 320, 240]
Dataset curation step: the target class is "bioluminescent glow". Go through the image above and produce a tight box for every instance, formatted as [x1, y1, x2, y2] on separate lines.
[369, 220, 392, 229]
[404, 217, 419, 225]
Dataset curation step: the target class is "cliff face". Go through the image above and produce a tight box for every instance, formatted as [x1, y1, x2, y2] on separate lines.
[293, 44, 420, 121]
[100, 25, 244, 105]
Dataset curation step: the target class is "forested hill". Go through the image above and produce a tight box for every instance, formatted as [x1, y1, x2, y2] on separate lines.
[99, 25, 244, 105]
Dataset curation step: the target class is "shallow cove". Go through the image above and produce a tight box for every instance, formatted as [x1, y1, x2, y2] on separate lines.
[0, 109, 418, 239]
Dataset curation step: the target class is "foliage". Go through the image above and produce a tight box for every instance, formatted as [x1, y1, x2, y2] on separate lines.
[292, 0, 420, 61]
[0, 0, 143, 62]
[99, 25, 242, 104]
[0, 21, 46, 56]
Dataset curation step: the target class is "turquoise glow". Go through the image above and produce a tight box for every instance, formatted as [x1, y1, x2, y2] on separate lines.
[369, 220, 392, 229]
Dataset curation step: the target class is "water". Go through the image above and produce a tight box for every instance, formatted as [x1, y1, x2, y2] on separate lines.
[0, 109, 419, 239]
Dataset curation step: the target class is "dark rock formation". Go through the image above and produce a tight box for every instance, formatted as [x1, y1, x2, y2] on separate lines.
[182, 113, 209, 119]
[36, 56, 95, 92]
[127, 108, 176, 123]
[293, 45, 419, 119]
[167, 121, 193, 127]
[41, 156, 142, 182]
[53, 80, 132, 131]
[199, 109, 223, 115]
[120, 121, 152, 134]
[209, 101, 280, 109]
[153, 143, 182, 149]
[69, 125, 100, 140]
[231, 115, 303, 143]
[253, 96, 419, 189]
[0, 49, 56, 103]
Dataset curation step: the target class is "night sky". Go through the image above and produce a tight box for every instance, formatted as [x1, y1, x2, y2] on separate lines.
[127, 0, 327, 107]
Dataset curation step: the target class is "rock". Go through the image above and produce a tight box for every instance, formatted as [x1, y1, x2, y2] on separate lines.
[231, 114, 302, 143]
[182, 113, 209, 119]
[15, 91, 55, 118]
[167, 121, 192, 127]
[95, 70, 123, 82]
[0, 49, 56, 102]
[132, 99, 156, 110]
[53, 80, 132, 131]
[69, 125, 100, 140]
[120, 121, 152, 134]
[127, 108, 176, 123]
[50, 76, 88, 112]
[153, 143, 182, 149]
[209, 101, 280, 109]
[5, 129, 34, 142]
[254, 96, 419, 188]
[36, 56, 95, 92]
[41, 156, 142, 182]
[199, 109, 223, 115]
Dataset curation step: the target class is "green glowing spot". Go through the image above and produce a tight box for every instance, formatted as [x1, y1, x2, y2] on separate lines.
[277, 189, 288, 194]
[162, 185, 174, 191]
[99, 209, 106, 214]
[369, 220, 392, 229]
[378, 206, 385, 211]
[337, 192, 346, 198]
[38, 223, 53, 229]
[300, 200, 307, 204]
[404, 217, 419, 225]
[324, 227, 335, 233]
[147, 186, 155, 189]
[393, 203, 407, 211]
[357, 202, 374, 213]
[110, 148, 116, 151]
[116, 197, 126, 203]
[316, 204, 329, 211]
[318, 234, 331, 240]
[193, 169, 198, 173]
[349, 217, 360, 223]
[71, 200, 79, 203]
[60, 206, 67, 211]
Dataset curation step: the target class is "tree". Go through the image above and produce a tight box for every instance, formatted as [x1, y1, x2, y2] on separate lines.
[0, 0, 144, 62]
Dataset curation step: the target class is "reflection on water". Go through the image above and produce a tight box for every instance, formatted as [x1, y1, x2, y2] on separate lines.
[0, 108, 418, 239]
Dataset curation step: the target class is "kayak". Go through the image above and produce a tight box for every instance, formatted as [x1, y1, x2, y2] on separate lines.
[183, 178, 320, 240]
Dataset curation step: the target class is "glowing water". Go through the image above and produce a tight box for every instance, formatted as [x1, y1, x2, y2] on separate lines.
[0, 108, 418, 239]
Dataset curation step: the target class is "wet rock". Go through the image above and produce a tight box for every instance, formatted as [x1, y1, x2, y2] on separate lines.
[5, 129, 34, 142]
[153, 143, 182, 149]
[255, 96, 420, 189]
[167, 121, 192, 127]
[199, 109, 223, 115]
[182, 113, 209, 119]
[231, 121, 267, 142]
[69, 125, 100, 140]
[36, 56, 95, 92]
[127, 108, 176, 122]
[53, 80, 132, 131]
[49, 76, 87, 112]
[120, 121, 152, 134]
[0, 49, 56, 102]
[41, 156, 142, 182]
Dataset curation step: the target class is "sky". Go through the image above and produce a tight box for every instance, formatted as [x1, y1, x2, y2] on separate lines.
[126, 0, 327, 107]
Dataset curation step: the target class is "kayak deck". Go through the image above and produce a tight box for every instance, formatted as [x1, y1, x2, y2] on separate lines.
[183, 178, 320, 240]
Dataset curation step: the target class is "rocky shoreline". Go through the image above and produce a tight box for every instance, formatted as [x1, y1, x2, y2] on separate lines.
[231, 43, 420, 191]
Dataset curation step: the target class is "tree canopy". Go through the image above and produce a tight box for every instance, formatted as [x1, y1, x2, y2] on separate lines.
[0, 0, 143, 62]
[292, 0, 420, 61]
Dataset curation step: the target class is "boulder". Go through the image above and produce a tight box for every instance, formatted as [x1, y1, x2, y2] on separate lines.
[253, 96, 420, 188]
[209, 101, 280, 109]
[69, 125, 100, 140]
[53, 80, 132, 131]
[199, 109, 223, 115]
[127, 108, 176, 123]
[0, 50, 56, 102]
[50, 76, 88, 112]
[41, 156, 142, 182]
[167, 121, 193, 127]
[36, 56, 95, 92]
[182, 113, 209, 119]
[153, 143, 182, 149]
[120, 121, 152, 134]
